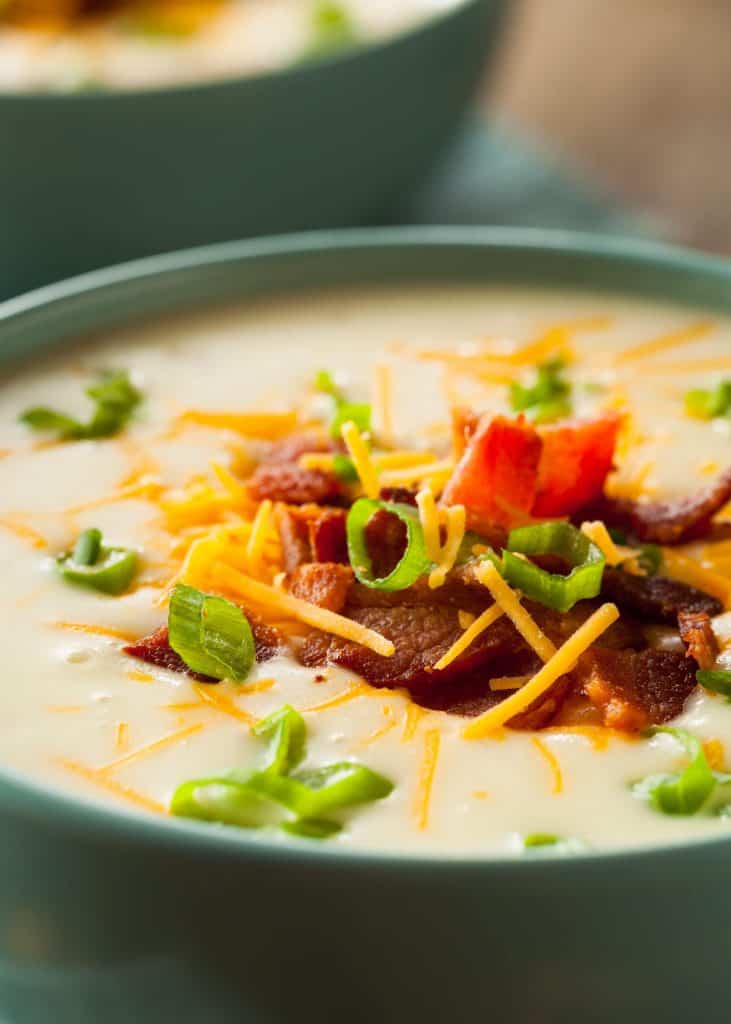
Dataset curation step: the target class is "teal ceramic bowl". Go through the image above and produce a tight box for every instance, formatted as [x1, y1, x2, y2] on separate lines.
[1, 227, 731, 1024]
[0, 0, 504, 301]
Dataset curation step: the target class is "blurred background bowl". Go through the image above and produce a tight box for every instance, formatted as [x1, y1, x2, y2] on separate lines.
[0, 0, 505, 300]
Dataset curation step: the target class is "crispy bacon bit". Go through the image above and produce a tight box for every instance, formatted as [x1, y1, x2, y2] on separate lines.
[601, 567, 722, 624]
[363, 508, 407, 579]
[299, 602, 526, 688]
[249, 464, 344, 506]
[289, 563, 353, 613]
[577, 648, 697, 730]
[262, 433, 334, 465]
[378, 486, 418, 507]
[678, 610, 719, 670]
[442, 412, 620, 530]
[274, 505, 347, 571]
[309, 508, 348, 563]
[533, 413, 621, 518]
[594, 467, 731, 544]
[124, 615, 283, 680]
[442, 414, 542, 529]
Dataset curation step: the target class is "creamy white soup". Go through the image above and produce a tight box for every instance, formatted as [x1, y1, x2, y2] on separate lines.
[0, 0, 453, 92]
[1, 284, 731, 856]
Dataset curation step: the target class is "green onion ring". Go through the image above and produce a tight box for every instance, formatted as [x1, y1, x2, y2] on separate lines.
[346, 498, 432, 591]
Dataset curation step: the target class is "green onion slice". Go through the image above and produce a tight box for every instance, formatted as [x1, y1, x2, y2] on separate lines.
[306, 1, 358, 57]
[168, 584, 255, 683]
[346, 498, 432, 591]
[696, 669, 731, 698]
[251, 705, 306, 776]
[509, 356, 572, 423]
[329, 401, 371, 441]
[523, 833, 585, 853]
[332, 453, 358, 483]
[57, 528, 137, 595]
[313, 369, 345, 403]
[500, 521, 605, 613]
[170, 705, 394, 839]
[633, 727, 718, 815]
[684, 380, 731, 420]
[20, 369, 141, 441]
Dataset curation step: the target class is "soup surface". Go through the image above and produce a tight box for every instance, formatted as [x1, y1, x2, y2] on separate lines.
[1, 283, 731, 855]
[0, 0, 452, 91]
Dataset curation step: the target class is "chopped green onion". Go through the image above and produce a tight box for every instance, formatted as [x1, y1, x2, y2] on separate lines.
[329, 401, 371, 441]
[500, 521, 605, 613]
[57, 528, 137, 595]
[305, 1, 359, 58]
[523, 833, 584, 853]
[685, 380, 731, 420]
[346, 498, 432, 591]
[696, 669, 731, 699]
[171, 704, 393, 839]
[281, 818, 342, 839]
[170, 778, 284, 829]
[168, 584, 255, 683]
[332, 453, 358, 483]
[20, 370, 141, 441]
[633, 727, 717, 815]
[509, 356, 572, 423]
[637, 543, 662, 576]
[251, 705, 306, 776]
[313, 369, 345, 402]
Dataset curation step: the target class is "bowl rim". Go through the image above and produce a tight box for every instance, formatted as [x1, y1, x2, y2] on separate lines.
[3, 223, 731, 873]
[0, 0, 484, 103]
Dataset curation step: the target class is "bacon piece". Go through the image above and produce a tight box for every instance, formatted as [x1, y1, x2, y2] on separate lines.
[601, 567, 722, 624]
[442, 412, 620, 530]
[274, 506, 312, 573]
[594, 467, 731, 544]
[261, 433, 334, 465]
[532, 413, 621, 518]
[442, 414, 542, 529]
[249, 464, 344, 506]
[577, 648, 697, 730]
[124, 615, 283, 680]
[378, 486, 418, 507]
[274, 505, 348, 572]
[299, 602, 526, 688]
[678, 610, 719, 670]
[289, 563, 353, 613]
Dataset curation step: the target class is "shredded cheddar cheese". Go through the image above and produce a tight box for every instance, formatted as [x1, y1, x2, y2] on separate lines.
[458, 609, 476, 630]
[175, 409, 298, 438]
[413, 728, 441, 831]
[613, 320, 715, 364]
[489, 675, 530, 691]
[0, 517, 48, 549]
[581, 520, 643, 574]
[341, 419, 380, 499]
[462, 603, 620, 738]
[475, 561, 557, 663]
[51, 621, 139, 643]
[58, 759, 167, 815]
[212, 564, 395, 656]
[245, 499, 273, 579]
[193, 683, 258, 725]
[531, 736, 563, 794]
[98, 722, 205, 775]
[434, 602, 505, 671]
[378, 458, 454, 489]
[300, 682, 374, 714]
[428, 504, 465, 589]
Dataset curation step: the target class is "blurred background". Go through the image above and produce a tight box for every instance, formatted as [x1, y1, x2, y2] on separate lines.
[489, 0, 731, 253]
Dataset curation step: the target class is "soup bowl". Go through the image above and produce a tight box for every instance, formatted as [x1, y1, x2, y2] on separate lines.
[1, 227, 731, 1024]
[0, 0, 504, 301]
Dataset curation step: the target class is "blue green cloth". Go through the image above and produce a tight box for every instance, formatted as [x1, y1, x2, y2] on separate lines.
[397, 118, 648, 237]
